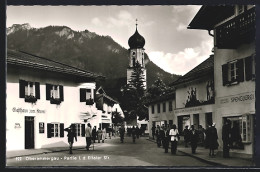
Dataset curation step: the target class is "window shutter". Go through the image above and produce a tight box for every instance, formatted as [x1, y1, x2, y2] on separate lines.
[81, 124, 85, 137]
[19, 80, 26, 98]
[46, 84, 51, 100]
[47, 123, 52, 138]
[60, 123, 64, 137]
[59, 85, 64, 101]
[237, 59, 244, 82]
[245, 56, 252, 81]
[35, 82, 40, 99]
[80, 88, 86, 102]
[222, 64, 229, 86]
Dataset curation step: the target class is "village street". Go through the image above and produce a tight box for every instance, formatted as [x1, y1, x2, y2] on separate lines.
[6, 136, 212, 167]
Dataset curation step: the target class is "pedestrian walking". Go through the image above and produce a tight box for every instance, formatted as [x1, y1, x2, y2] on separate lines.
[208, 123, 219, 156]
[198, 125, 205, 146]
[151, 125, 156, 140]
[169, 124, 179, 155]
[132, 126, 136, 143]
[183, 125, 190, 147]
[119, 124, 125, 143]
[97, 127, 102, 143]
[156, 125, 161, 147]
[92, 126, 97, 143]
[163, 125, 170, 153]
[85, 123, 92, 151]
[64, 124, 77, 154]
[204, 124, 211, 149]
[102, 128, 106, 143]
[222, 119, 231, 158]
[190, 125, 199, 154]
[160, 125, 166, 148]
[136, 126, 140, 139]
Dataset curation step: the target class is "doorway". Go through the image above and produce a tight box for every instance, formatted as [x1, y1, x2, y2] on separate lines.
[205, 113, 213, 127]
[25, 116, 35, 149]
[193, 114, 199, 129]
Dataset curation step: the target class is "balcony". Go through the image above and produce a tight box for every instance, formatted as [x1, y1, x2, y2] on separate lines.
[216, 7, 255, 49]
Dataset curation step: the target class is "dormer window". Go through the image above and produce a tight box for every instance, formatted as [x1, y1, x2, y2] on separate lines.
[19, 80, 40, 103]
[46, 84, 64, 105]
[80, 88, 94, 105]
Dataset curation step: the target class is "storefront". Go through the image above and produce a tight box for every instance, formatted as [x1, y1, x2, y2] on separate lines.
[215, 92, 255, 157]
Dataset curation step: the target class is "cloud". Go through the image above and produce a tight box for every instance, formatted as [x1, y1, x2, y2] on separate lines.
[148, 39, 213, 75]
[171, 5, 201, 25]
[176, 23, 186, 31]
[91, 17, 103, 26]
[107, 10, 134, 28]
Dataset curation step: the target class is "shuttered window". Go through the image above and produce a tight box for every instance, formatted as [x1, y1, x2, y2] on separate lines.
[222, 58, 245, 86]
[47, 123, 64, 138]
[80, 88, 93, 103]
[19, 80, 40, 103]
[46, 84, 64, 104]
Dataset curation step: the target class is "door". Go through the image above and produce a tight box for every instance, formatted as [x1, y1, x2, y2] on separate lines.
[193, 114, 199, 129]
[25, 116, 35, 149]
[205, 113, 213, 127]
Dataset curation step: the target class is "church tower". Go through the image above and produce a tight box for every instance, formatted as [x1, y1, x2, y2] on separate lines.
[127, 20, 147, 89]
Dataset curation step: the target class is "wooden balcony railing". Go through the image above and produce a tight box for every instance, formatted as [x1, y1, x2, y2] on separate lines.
[216, 7, 255, 49]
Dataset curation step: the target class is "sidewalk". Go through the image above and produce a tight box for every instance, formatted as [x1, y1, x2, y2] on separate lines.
[148, 138, 255, 167]
[6, 137, 118, 159]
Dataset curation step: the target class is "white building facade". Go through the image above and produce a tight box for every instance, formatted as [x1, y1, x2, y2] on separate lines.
[6, 49, 103, 151]
[188, 5, 255, 157]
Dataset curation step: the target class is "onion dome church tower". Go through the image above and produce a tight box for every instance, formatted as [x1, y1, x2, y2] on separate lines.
[127, 20, 147, 89]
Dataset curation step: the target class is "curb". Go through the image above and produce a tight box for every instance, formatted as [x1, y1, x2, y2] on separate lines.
[147, 138, 226, 167]
[6, 147, 89, 159]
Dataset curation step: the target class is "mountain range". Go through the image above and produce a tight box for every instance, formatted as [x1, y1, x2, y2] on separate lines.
[7, 23, 180, 100]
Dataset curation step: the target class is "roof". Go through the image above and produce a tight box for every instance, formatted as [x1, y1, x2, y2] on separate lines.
[7, 49, 104, 80]
[96, 86, 119, 104]
[145, 92, 175, 105]
[188, 5, 235, 30]
[171, 55, 214, 87]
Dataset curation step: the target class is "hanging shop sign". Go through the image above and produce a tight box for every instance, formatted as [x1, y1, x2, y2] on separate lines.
[12, 107, 46, 114]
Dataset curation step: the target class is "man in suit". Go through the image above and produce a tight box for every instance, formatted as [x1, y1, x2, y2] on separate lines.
[85, 123, 92, 151]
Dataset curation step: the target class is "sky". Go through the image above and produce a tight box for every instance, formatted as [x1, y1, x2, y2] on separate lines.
[6, 5, 214, 75]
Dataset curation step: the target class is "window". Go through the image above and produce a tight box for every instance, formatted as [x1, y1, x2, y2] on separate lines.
[222, 59, 244, 86]
[46, 84, 64, 104]
[73, 123, 86, 137]
[80, 88, 94, 105]
[245, 54, 256, 81]
[47, 123, 64, 138]
[132, 52, 136, 56]
[169, 101, 173, 112]
[151, 105, 154, 114]
[163, 102, 166, 112]
[224, 114, 253, 148]
[19, 80, 40, 103]
[157, 103, 160, 113]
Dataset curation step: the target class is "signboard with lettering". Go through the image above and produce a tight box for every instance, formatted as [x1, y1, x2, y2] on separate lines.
[39, 122, 44, 133]
[218, 92, 255, 106]
[12, 107, 46, 114]
[174, 104, 213, 116]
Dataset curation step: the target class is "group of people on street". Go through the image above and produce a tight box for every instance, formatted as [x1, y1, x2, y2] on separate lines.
[64, 123, 111, 154]
[183, 123, 219, 155]
[153, 124, 180, 154]
[153, 122, 219, 156]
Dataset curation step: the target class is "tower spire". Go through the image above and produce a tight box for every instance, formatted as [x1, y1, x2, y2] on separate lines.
[136, 19, 138, 30]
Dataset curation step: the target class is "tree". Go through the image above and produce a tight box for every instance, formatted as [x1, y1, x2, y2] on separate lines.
[120, 62, 148, 121]
[112, 111, 124, 126]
